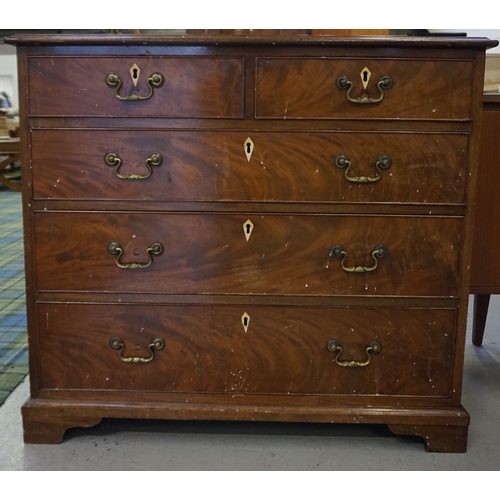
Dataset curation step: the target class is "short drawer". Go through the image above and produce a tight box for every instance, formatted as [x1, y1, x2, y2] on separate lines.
[37, 303, 456, 397]
[27, 56, 244, 118]
[256, 58, 474, 120]
[33, 212, 462, 296]
[31, 130, 468, 204]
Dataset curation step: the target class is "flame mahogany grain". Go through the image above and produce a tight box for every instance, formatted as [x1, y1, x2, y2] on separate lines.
[7, 34, 496, 450]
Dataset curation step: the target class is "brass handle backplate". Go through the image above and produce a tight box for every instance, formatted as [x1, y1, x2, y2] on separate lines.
[326, 339, 381, 367]
[334, 154, 392, 183]
[335, 74, 393, 104]
[106, 72, 165, 101]
[108, 241, 164, 269]
[109, 336, 164, 363]
[105, 152, 163, 180]
[329, 244, 387, 273]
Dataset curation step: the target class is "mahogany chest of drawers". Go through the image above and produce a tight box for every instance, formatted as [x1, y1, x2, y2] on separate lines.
[7, 34, 496, 451]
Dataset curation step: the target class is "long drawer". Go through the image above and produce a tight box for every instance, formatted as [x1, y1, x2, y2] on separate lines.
[27, 56, 245, 118]
[33, 212, 462, 296]
[37, 303, 456, 397]
[31, 130, 468, 204]
[256, 58, 474, 120]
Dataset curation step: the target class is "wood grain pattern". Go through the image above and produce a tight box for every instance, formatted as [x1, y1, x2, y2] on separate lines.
[256, 58, 474, 120]
[37, 303, 456, 397]
[33, 212, 462, 296]
[27, 56, 244, 118]
[9, 35, 493, 450]
[31, 130, 468, 204]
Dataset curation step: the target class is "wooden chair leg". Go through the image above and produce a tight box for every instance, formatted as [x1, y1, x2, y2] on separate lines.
[472, 294, 490, 346]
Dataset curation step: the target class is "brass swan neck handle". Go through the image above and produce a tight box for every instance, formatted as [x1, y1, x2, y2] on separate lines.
[336, 74, 394, 104]
[109, 336, 164, 363]
[107, 241, 164, 269]
[326, 339, 382, 367]
[329, 244, 388, 273]
[334, 154, 392, 183]
[106, 72, 165, 101]
[105, 152, 163, 180]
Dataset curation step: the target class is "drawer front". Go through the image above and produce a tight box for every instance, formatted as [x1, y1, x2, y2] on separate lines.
[27, 56, 244, 118]
[31, 130, 468, 204]
[34, 212, 462, 296]
[37, 303, 456, 397]
[256, 58, 473, 120]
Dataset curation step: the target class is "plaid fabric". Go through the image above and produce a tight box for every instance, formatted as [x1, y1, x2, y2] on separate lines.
[0, 188, 28, 406]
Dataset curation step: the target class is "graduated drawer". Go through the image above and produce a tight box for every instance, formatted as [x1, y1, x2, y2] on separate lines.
[256, 58, 474, 120]
[33, 212, 461, 296]
[31, 129, 468, 204]
[27, 56, 244, 118]
[37, 303, 456, 397]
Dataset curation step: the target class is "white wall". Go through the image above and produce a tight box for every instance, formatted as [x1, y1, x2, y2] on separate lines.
[0, 43, 18, 109]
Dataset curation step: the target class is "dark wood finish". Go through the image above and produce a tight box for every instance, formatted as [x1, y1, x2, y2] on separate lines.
[470, 94, 500, 345]
[37, 303, 456, 396]
[311, 30, 390, 36]
[6, 34, 493, 49]
[21, 399, 468, 446]
[31, 130, 468, 204]
[472, 294, 491, 346]
[256, 58, 474, 120]
[187, 29, 312, 36]
[22, 406, 102, 445]
[33, 212, 462, 296]
[388, 423, 469, 453]
[27, 57, 245, 118]
[7, 34, 496, 450]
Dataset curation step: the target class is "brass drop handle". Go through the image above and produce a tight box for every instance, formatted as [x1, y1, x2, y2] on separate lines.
[329, 244, 387, 273]
[105, 152, 163, 180]
[334, 154, 392, 183]
[326, 339, 382, 367]
[335, 74, 393, 104]
[109, 336, 164, 363]
[107, 241, 164, 269]
[106, 72, 165, 101]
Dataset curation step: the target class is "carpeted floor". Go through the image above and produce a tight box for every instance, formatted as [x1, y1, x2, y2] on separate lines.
[0, 187, 28, 406]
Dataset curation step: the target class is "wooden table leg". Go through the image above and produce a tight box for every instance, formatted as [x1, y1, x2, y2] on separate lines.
[472, 294, 491, 346]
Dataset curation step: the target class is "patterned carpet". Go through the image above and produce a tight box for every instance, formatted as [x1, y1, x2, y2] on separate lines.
[0, 187, 28, 406]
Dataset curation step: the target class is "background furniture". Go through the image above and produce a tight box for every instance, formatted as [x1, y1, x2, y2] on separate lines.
[471, 94, 500, 345]
[0, 137, 21, 191]
[8, 33, 494, 451]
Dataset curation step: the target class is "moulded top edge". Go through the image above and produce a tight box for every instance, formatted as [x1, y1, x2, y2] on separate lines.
[4, 34, 499, 49]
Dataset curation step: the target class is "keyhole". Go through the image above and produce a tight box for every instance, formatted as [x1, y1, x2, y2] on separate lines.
[130, 63, 141, 87]
[243, 137, 254, 162]
[360, 67, 371, 89]
[241, 312, 251, 333]
[243, 219, 254, 241]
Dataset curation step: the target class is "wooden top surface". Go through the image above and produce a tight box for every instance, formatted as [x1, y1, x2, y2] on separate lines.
[484, 93, 500, 103]
[4, 34, 499, 49]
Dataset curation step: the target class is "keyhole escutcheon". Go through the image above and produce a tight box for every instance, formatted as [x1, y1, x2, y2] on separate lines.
[244, 137, 254, 162]
[241, 313, 251, 333]
[130, 63, 141, 87]
[360, 66, 372, 90]
[243, 219, 254, 241]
